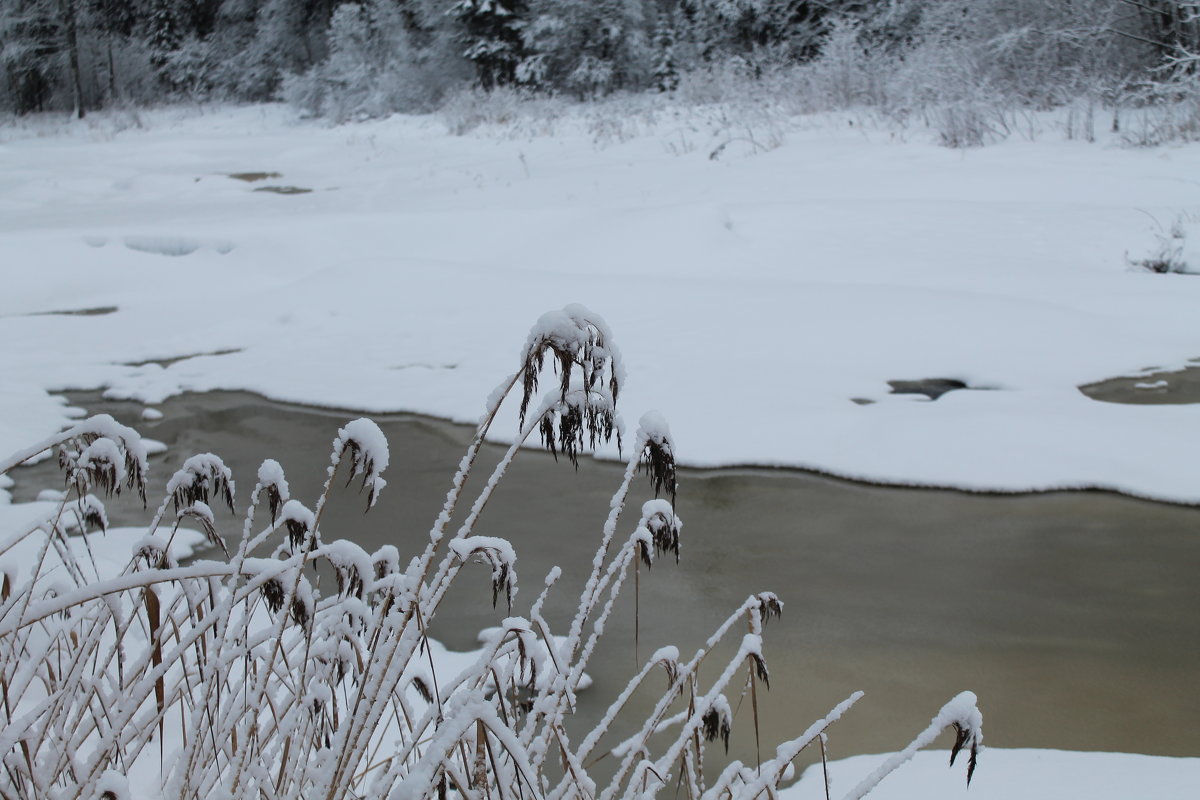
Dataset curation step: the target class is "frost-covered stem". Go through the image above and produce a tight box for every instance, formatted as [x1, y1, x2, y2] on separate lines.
[0, 519, 61, 561]
[701, 693, 864, 800]
[335, 381, 530, 788]
[422, 403, 548, 615]
[413, 371, 520, 590]
[229, 454, 343, 796]
[550, 721, 596, 800]
[175, 478, 268, 787]
[31, 581, 233, 797]
[639, 634, 768, 795]
[596, 596, 768, 800]
[322, 605, 430, 799]
[0, 492, 73, 632]
[38, 594, 147, 781]
[841, 692, 983, 800]
[0, 415, 118, 475]
[531, 534, 641, 773]
[556, 649, 678, 798]
[561, 439, 644, 666]
[0, 560, 296, 636]
[519, 442, 644, 758]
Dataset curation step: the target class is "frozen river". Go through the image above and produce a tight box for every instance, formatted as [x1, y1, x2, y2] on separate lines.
[10, 390, 1199, 764]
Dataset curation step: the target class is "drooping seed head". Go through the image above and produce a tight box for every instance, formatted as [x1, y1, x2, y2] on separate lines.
[280, 499, 316, 551]
[518, 305, 625, 433]
[333, 418, 389, 511]
[256, 459, 290, 524]
[165, 453, 235, 515]
[701, 695, 734, 752]
[639, 498, 682, 564]
[78, 494, 108, 534]
[635, 412, 677, 506]
[177, 501, 227, 557]
[538, 385, 621, 467]
[57, 415, 149, 505]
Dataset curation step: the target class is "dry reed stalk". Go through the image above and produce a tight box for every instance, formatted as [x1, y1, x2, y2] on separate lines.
[0, 305, 982, 800]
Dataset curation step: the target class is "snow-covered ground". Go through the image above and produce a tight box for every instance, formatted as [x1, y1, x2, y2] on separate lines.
[2, 104, 1199, 796]
[1, 104, 1199, 502]
[784, 748, 1200, 800]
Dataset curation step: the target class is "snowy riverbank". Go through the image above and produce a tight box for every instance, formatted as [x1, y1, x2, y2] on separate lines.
[2, 104, 1200, 502]
[2, 103, 1198, 797]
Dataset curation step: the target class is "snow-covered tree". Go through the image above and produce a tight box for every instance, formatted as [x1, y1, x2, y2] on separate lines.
[520, 0, 654, 96]
[651, 8, 680, 91]
[88, 0, 140, 101]
[145, 0, 180, 80]
[453, 0, 528, 89]
[282, 0, 457, 120]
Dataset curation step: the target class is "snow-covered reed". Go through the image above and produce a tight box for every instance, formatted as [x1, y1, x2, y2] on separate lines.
[0, 305, 981, 800]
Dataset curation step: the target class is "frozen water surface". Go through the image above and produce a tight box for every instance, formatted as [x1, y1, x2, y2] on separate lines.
[9, 391, 1197, 767]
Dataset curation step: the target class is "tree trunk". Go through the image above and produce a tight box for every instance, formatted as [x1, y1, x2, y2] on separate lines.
[108, 38, 119, 103]
[59, 0, 86, 118]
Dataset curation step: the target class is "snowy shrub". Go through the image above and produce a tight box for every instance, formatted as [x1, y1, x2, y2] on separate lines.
[282, 1, 462, 122]
[802, 17, 890, 111]
[0, 306, 982, 799]
[439, 85, 565, 136]
[1127, 212, 1194, 274]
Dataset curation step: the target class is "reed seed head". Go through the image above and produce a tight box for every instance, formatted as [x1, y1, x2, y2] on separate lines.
[257, 459, 290, 525]
[281, 499, 316, 551]
[748, 651, 770, 688]
[166, 454, 235, 515]
[261, 577, 285, 614]
[755, 592, 783, 624]
[701, 699, 733, 753]
[79, 494, 108, 534]
[334, 419, 389, 511]
[57, 416, 149, 504]
[640, 499, 681, 564]
[518, 305, 625, 434]
[177, 501, 228, 557]
[950, 717, 983, 785]
[635, 413, 677, 506]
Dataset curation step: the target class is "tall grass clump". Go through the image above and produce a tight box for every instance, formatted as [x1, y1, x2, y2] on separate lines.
[0, 305, 982, 799]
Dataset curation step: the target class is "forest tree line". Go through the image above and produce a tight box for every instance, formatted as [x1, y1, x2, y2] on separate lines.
[2, 1, 1198, 120]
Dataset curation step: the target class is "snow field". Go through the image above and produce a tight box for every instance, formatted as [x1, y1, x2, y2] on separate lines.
[2, 106, 1198, 500]
[2, 104, 1199, 797]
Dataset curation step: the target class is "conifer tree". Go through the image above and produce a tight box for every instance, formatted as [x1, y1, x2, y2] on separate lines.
[453, 0, 528, 89]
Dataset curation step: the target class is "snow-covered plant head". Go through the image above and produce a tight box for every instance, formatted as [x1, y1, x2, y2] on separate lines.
[164, 453, 235, 515]
[0, 305, 982, 800]
[333, 417, 389, 510]
[519, 304, 625, 463]
[635, 410, 677, 505]
[18, 414, 150, 505]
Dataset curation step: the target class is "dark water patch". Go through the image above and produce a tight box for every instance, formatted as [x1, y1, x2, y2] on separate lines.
[887, 377, 994, 400]
[25, 306, 119, 317]
[1080, 362, 1200, 405]
[253, 186, 312, 195]
[123, 348, 243, 368]
[8, 391, 1199, 765]
[228, 171, 282, 182]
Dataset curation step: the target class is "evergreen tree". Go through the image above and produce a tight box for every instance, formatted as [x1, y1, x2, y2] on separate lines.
[453, 0, 528, 89]
[145, 0, 181, 81]
[520, 0, 653, 95]
[652, 8, 679, 91]
[89, 0, 140, 101]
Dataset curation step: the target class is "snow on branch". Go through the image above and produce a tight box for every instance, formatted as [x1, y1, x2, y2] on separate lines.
[518, 303, 626, 433]
[334, 418, 390, 510]
[0, 414, 149, 503]
[843, 690, 984, 799]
